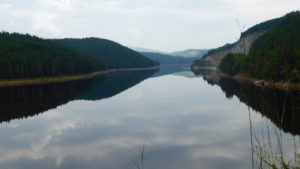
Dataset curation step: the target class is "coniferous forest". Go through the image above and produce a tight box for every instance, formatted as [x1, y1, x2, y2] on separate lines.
[55, 38, 157, 69]
[0, 33, 157, 80]
[0, 32, 106, 79]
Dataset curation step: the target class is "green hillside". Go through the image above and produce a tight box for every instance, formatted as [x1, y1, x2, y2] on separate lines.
[55, 38, 157, 69]
[194, 11, 291, 68]
[240, 15, 284, 38]
[0, 32, 105, 79]
[219, 11, 300, 82]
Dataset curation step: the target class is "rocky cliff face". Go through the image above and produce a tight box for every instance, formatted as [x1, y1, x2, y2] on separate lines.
[202, 32, 264, 68]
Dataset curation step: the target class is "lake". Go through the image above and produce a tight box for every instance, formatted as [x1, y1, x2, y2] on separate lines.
[0, 66, 299, 169]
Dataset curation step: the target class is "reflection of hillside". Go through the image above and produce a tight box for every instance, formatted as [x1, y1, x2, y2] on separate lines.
[219, 78, 300, 135]
[81, 71, 155, 100]
[0, 70, 155, 123]
[191, 68, 220, 86]
[151, 65, 188, 78]
[0, 77, 105, 123]
[193, 69, 300, 135]
[172, 71, 197, 78]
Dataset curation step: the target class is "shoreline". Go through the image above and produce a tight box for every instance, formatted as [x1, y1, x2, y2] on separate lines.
[0, 66, 160, 87]
[219, 72, 300, 91]
[191, 66, 300, 91]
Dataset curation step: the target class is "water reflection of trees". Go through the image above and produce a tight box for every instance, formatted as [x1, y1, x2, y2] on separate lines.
[192, 67, 300, 135]
[191, 68, 220, 86]
[0, 70, 155, 123]
[218, 78, 300, 135]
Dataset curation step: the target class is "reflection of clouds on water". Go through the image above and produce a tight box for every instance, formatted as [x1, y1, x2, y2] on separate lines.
[39, 110, 63, 120]
[0, 74, 298, 169]
[127, 88, 144, 100]
[0, 123, 19, 128]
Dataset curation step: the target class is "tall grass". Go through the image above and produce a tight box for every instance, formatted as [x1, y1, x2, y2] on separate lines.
[133, 145, 145, 169]
[247, 93, 300, 169]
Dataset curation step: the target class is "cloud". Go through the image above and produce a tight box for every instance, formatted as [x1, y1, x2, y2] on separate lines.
[1, 0, 300, 51]
[40, 0, 88, 10]
[0, 3, 12, 9]
[127, 28, 143, 38]
[32, 12, 62, 36]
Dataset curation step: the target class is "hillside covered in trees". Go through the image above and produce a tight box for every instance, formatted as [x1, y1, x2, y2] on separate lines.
[55, 38, 157, 69]
[0, 33, 158, 80]
[219, 11, 300, 82]
[192, 11, 297, 71]
[240, 15, 284, 38]
[0, 32, 105, 79]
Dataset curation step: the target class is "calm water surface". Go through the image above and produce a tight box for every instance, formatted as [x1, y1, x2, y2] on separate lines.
[0, 67, 299, 169]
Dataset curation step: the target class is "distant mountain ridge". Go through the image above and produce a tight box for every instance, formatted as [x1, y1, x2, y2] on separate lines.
[132, 47, 208, 65]
[131, 47, 208, 58]
[141, 52, 195, 65]
[130, 47, 166, 54]
[170, 49, 208, 58]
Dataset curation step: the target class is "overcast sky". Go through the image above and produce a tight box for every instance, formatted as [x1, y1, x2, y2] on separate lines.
[0, 0, 299, 52]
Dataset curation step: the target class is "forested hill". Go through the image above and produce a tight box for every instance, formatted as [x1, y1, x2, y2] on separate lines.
[0, 32, 105, 79]
[55, 38, 157, 69]
[195, 11, 291, 68]
[243, 11, 300, 81]
[219, 11, 300, 82]
[240, 14, 284, 38]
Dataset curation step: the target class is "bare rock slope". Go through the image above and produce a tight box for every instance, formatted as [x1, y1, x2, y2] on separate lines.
[202, 32, 264, 68]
